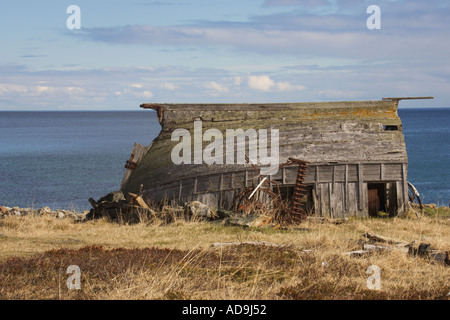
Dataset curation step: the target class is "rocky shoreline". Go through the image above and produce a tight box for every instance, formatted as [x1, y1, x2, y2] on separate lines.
[0, 205, 87, 221]
[1, 190, 446, 226]
[0, 190, 279, 228]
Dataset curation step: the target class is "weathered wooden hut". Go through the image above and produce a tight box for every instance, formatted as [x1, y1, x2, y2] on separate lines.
[120, 98, 431, 218]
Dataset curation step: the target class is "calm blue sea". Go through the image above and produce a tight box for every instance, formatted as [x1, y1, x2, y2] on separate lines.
[0, 108, 448, 210]
[0, 111, 160, 211]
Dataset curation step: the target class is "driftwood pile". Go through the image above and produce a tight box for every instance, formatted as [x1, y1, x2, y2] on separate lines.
[87, 191, 232, 224]
[87, 191, 158, 223]
[346, 232, 449, 266]
[87, 191, 286, 228]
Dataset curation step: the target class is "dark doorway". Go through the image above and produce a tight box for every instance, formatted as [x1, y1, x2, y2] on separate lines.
[368, 183, 387, 217]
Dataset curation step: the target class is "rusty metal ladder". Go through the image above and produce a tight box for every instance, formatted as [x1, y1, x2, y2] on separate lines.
[289, 158, 311, 220]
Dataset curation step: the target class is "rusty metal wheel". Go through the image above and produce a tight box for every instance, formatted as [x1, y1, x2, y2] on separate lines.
[230, 181, 282, 216]
[407, 181, 423, 209]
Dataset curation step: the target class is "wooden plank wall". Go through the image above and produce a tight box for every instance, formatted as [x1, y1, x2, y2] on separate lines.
[141, 162, 408, 216]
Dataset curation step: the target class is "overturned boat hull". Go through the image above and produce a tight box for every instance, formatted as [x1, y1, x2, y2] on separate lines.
[120, 99, 419, 218]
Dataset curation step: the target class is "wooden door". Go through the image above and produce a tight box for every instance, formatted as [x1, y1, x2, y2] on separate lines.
[368, 187, 379, 217]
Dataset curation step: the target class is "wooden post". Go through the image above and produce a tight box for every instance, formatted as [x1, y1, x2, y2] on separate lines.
[219, 173, 223, 207]
[315, 166, 320, 215]
[328, 183, 333, 218]
[245, 170, 248, 188]
[194, 177, 198, 195]
[358, 163, 364, 211]
[345, 164, 349, 212]
[178, 179, 183, 202]
[402, 163, 408, 213]
[231, 173, 235, 189]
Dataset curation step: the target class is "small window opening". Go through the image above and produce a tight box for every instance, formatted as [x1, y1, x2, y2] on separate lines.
[383, 125, 399, 131]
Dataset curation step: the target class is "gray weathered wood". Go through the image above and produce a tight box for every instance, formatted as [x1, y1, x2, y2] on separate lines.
[120, 143, 151, 189]
[358, 163, 363, 210]
[123, 100, 410, 217]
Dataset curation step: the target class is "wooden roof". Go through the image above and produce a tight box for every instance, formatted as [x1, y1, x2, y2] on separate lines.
[122, 99, 410, 194]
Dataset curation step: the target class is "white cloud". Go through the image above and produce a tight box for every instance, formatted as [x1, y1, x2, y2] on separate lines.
[65, 87, 85, 95]
[0, 61, 447, 110]
[0, 83, 28, 94]
[276, 81, 306, 91]
[206, 81, 229, 93]
[118, 86, 154, 99]
[247, 76, 305, 92]
[141, 90, 153, 99]
[248, 75, 275, 91]
[0, 83, 85, 97]
[34, 86, 50, 94]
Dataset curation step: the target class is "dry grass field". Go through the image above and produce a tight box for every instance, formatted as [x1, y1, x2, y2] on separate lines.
[0, 208, 449, 300]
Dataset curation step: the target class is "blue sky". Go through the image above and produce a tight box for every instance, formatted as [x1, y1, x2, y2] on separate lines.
[0, 0, 448, 110]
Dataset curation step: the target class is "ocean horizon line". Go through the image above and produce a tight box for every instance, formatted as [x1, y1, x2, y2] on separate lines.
[0, 106, 448, 112]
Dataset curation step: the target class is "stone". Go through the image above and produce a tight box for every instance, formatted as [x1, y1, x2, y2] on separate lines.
[56, 211, 65, 219]
[65, 211, 86, 221]
[65, 211, 78, 219]
[186, 201, 213, 218]
[19, 208, 33, 216]
[39, 206, 52, 215]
